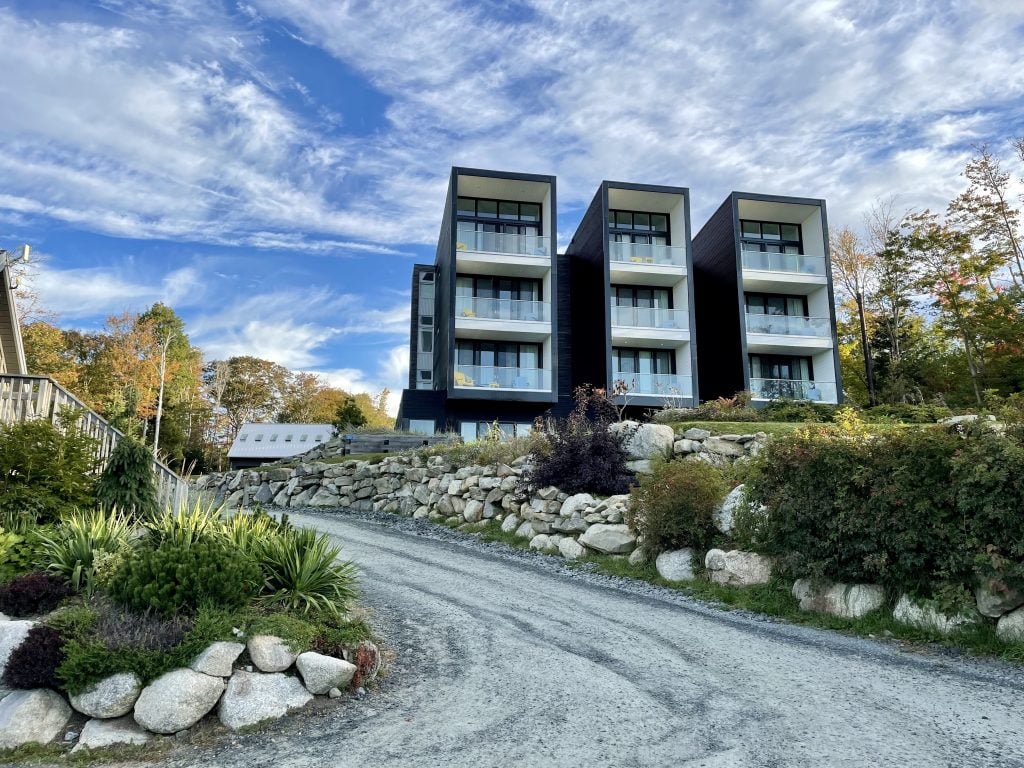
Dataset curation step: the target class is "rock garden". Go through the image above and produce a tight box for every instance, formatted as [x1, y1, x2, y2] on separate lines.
[0, 423, 380, 758]
[199, 393, 1024, 661]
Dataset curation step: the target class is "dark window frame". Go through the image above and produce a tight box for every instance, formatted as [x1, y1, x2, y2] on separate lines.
[611, 347, 676, 375]
[608, 208, 671, 245]
[744, 292, 809, 317]
[611, 284, 673, 309]
[740, 219, 803, 253]
[748, 353, 815, 381]
[455, 340, 542, 369]
[456, 196, 542, 235]
[455, 274, 543, 301]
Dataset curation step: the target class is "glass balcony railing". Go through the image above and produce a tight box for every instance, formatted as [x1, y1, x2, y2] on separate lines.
[609, 240, 686, 267]
[610, 305, 688, 330]
[453, 365, 551, 391]
[750, 378, 837, 401]
[741, 248, 826, 276]
[455, 230, 550, 257]
[745, 313, 831, 337]
[456, 296, 550, 322]
[611, 371, 692, 397]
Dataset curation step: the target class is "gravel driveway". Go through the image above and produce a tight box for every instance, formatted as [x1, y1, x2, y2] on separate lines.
[162, 508, 1024, 768]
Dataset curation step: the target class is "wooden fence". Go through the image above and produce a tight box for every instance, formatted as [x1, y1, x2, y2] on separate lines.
[0, 374, 189, 509]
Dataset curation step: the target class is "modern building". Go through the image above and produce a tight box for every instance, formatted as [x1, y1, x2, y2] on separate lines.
[692, 192, 842, 404]
[396, 173, 843, 436]
[396, 167, 567, 440]
[566, 181, 697, 413]
[227, 423, 334, 470]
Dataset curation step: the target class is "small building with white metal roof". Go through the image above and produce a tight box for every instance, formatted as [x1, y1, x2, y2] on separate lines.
[227, 423, 335, 470]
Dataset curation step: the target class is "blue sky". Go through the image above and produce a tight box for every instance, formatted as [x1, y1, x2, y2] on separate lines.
[1, 0, 1023, 412]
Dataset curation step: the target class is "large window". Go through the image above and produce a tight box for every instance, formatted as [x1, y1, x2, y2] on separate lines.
[749, 354, 813, 381]
[740, 220, 802, 254]
[744, 293, 807, 317]
[456, 275, 541, 301]
[612, 348, 675, 375]
[459, 421, 533, 443]
[456, 341, 540, 369]
[609, 209, 670, 246]
[457, 197, 541, 240]
[612, 285, 672, 308]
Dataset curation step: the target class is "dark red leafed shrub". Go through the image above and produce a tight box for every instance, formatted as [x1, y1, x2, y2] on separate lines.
[0, 571, 72, 617]
[524, 386, 635, 496]
[2, 625, 66, 690]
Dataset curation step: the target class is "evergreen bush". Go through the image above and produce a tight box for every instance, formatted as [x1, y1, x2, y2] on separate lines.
[626, 459, 728, 554]
[94, 438, 159, 519]
[111, 537, 260, 616]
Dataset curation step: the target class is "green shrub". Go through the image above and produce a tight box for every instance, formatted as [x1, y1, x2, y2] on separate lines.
[44, 602, 100, 640]
[524, 386, 634, 496]
[36, 509, 134, 594]
[259, 527, 358, 616]
[245, 611, 319, 652]
[2, 625, 66, 690]
[0, 414, 99, 525]
[94, 438, 159, 519]
[0, 526, 51, 582]
[58, 605, 236, 694]
[740, 428, 1024, 597]
[0, 571, 71, 616]
[759, 400, 838, 423]
[626, 459, 728, 554]
[861, 402, 953, 424]
[111, 536, 260, 616]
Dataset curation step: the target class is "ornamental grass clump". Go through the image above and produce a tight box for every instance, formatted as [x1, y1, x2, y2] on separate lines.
[36, 508, 133, 594]
[259, 527, 358, 617]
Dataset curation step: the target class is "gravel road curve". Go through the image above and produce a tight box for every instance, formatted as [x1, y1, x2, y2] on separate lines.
[164, 509, 1024, 768]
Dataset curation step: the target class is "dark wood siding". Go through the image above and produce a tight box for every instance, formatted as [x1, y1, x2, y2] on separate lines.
[692, 195, 745, 401]
[565, 186, 609, 392]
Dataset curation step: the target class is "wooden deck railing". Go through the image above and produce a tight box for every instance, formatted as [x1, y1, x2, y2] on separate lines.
[0, 374, 189, 509]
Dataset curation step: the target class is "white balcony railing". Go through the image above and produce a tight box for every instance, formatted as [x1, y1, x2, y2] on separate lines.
[612, 371, 692, 397]
[609, 241, 686, 267]
[750, 378, 837, 401]
[745, 313, 831, 337]
[741, 248, 826, 276]
[456, 297, 550, 323]
[456, 229, 550, 257]
[453, 365, 551, 391]
[610, 305, 688, 330]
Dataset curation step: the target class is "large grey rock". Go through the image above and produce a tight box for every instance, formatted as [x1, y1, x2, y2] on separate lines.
[792, 579, 885, 619]
[529, 534, 555, 552]
[683, 427, 711, 440]
[612, 421, 675, 460]
[295, 652, 357, 695]
[974, 579, 1024, 619]
[133, 668, 225, 734]
[578, 523, 637, 555]
[558, 537, 586, 561]
[655, 549, 695, 581]
[715, 485, 746, 534]
[996, 606, 1024, 642]
[625, 460, 653, 474]
[72, 716, 150, 752]
[628, 547, 649, 566]
[514, 520, 535, 539]
[559, 493, 595, 518]
[702, 437, 746, 458]
[190, 641, 245, 678]
[218, 671, 313, 730]
[463, 499, 484, 523]
[248, 635, 297, 672]
[673, 439, 700, 454]
[69, 672, 142, 719]
[0, 620, 34, 697]
[0, 689, 72, 749]
[892, 595, 980, 636]
[705, 549, 772, 586]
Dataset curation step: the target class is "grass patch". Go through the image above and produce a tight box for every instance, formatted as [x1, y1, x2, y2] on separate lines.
[669, 421, 923, 439]
[578, 552, 1024, 663]
[0, 742, 166, 765]
[477, 519, 531, 551]
[269, 452, 392, 470]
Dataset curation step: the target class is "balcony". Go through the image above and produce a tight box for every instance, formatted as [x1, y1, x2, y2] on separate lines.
[609, 241, 686, 267]
[611, 371, 692, 397]
[456, 296, 550, 323]
[611, 305, 688, 330]
[749, 378, 837, 402]
[745, 313, 830, 337]
[453, 365, 551, 392]
[741, 248, 825, 276]
[455, 230, 551, 278]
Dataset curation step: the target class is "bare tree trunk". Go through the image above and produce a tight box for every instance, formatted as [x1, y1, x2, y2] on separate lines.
[855, 292, 876, 405]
